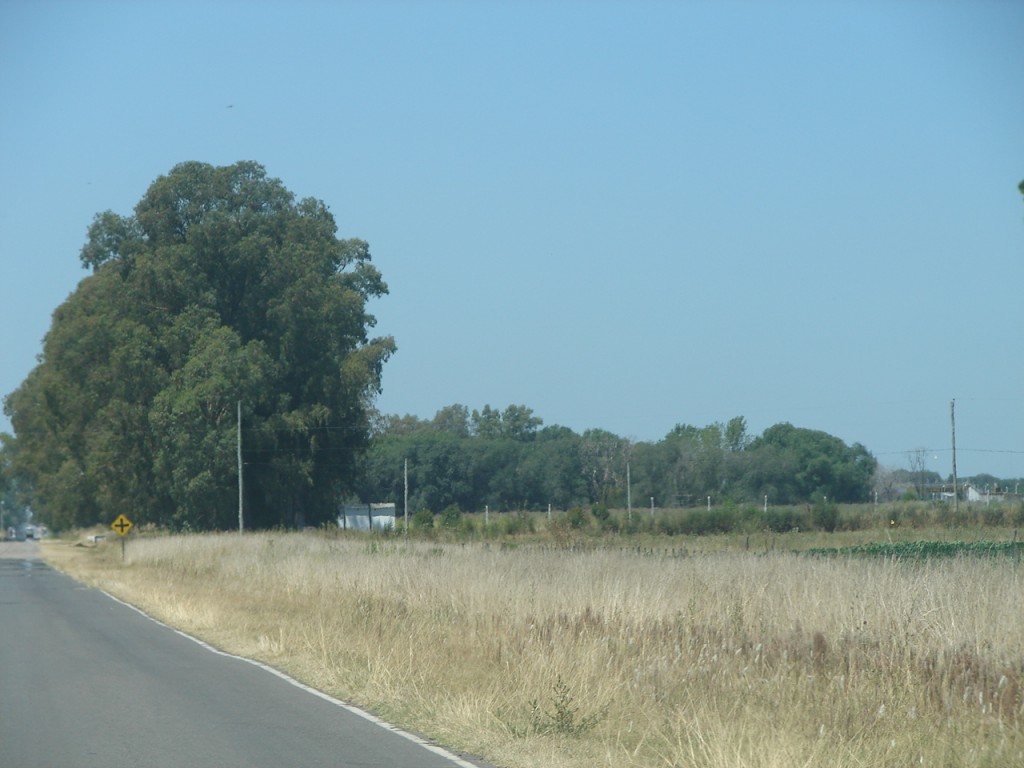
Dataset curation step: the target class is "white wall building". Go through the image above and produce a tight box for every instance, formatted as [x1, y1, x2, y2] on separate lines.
[339, 503, 396, 531]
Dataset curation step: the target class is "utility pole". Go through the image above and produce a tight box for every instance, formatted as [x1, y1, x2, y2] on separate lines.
[237, 400, 244, 533]
[950, 399, 958, 516]
[403, 458, 409, 537]
[626, 461, 632, 524]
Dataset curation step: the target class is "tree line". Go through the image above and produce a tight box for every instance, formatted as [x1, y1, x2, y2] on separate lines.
[356, 406, 878, 514]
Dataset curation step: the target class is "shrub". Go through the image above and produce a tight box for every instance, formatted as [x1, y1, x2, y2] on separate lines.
[982, 505, 1005, 527]
[736, 505, 762, 533]
[653, 507, 739, 536]
[412, 508, 434, 530]
[510, 676, 604, 738]
[440, 504, 463, 529]
[622, 514, 641, 535]
[813, 497, 839, 532]
[655, 513, 682, 536]
[503, 511, 535, 536]
[598, 513, 620, 534]
[567, 507, 588, 530]
[765, 507, 807, 533]
[690, 508, 735, 535]
[836, 506, 870, 531]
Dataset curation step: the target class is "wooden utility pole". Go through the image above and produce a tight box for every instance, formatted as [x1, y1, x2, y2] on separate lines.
[238, 400, 244, 533]
[403, 458, 409, 537]
[950, 399, 958, 516]
[626, 461, 632, 524]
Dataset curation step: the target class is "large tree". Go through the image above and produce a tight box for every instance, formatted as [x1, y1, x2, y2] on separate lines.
[745, 423, 876, 503]
[5, 161, 394, 530]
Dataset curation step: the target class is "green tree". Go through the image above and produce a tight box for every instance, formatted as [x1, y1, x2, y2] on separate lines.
[500, 404, 543, 441]
[0, 435, 29, 531]
[579, 429, 629, 506]
[517, 426, 586, 509]
[628, 439, 675, 507]
[5, 161, 394, 530]
[470, 405, 504, 440]
[432, 404, 471, 437]
[149, 316, 275, 529]
[656, 422, 729, 505]
[471, 437, 525, 510]
[745, 423, 876, 503]
[358, 409, 582, 513]
[405, 431, 477, 513]
[724, 416, 749, 452]
[471, 404, 542, 441]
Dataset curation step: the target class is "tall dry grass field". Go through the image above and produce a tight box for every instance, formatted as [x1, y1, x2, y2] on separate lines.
[46, 534, 1023, 767]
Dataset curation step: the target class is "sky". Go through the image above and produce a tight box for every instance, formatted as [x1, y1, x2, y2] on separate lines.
[1, 0, 1022, 481]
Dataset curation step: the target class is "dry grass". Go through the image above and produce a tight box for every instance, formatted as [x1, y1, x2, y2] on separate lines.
[44, 532, 1023, 767]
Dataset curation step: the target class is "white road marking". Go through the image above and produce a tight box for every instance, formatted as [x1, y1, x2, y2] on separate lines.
[101, 589, 483, 768]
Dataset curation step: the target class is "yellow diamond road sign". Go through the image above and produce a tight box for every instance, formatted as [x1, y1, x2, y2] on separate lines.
[111, 514, 133, 537]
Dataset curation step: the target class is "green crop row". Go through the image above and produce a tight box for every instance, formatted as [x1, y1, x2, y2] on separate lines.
[805, 540, 1024, 560]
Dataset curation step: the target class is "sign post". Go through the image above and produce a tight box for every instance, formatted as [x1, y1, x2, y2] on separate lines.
[111, 514, 133, 561]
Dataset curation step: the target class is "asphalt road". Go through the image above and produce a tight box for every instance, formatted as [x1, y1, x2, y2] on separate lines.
[0, 541, 488, 768]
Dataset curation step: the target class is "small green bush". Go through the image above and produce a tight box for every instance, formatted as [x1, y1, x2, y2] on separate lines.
[503, 511, 535, 536]
[439, 504, 463, 529]
[509, 675, 604, 738]
[567, 507, 588, 530]
[412, 508, 434, 530]
[813, 498, 839, 532]
[765, 507, 807, 533]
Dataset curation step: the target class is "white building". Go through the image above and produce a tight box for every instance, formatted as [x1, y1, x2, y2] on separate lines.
[339, 503, 396, 531]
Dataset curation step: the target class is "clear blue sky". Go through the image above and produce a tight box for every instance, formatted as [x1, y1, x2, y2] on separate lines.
[1, 0, 1022, 480]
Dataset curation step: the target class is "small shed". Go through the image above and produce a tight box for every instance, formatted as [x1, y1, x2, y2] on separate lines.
[339, 503, 396, 532]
